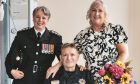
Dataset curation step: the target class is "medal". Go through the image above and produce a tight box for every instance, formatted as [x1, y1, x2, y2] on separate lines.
[50, 44, 54, 54]
[42, 43, 45, 53]
[46, 44, 49, 53]
[42, 43, 54, 54]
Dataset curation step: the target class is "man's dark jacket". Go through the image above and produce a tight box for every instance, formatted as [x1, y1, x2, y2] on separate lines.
[44, 65, 94, 84]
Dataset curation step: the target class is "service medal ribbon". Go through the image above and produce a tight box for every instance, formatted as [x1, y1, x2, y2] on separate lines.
[42, 43, 45, 53]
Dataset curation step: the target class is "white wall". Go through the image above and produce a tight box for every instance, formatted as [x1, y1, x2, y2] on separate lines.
[129, 0, 140, 83]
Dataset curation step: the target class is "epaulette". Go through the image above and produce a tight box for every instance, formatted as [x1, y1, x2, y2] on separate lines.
[18, 27, 30, 32]
[49, 30, 61, 37]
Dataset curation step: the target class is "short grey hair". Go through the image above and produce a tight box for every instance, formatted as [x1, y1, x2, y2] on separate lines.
[33, 6, 51, 19]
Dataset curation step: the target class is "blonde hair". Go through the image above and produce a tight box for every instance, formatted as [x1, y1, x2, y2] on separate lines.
[86, 0, 108, 27]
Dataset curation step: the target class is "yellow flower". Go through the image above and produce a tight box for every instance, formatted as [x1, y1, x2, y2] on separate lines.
[121, 73, 132, 84]
[116, 60, 125, 68]
[103, 75, 113, 84]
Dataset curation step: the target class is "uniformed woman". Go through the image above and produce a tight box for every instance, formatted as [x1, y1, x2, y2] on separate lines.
[5, 6, 62, 84]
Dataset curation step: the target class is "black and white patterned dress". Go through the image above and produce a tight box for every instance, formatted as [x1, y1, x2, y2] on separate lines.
[74, 23, 128, 80]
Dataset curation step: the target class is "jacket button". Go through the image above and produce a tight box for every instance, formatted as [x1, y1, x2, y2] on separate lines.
[24, 45, 26, 48]
[34, 61, 37, 64]
[36, 52, 39, 55]
[37, 44, 40, 46]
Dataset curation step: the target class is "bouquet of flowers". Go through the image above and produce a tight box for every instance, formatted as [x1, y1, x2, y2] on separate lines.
[98, 60, 133, 84]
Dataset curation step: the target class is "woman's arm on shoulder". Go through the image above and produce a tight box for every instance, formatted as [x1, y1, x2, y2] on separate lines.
[46, 61, 62, 79]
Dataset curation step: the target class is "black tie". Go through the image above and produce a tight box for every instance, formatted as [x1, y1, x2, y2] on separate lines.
[37, 32, 41, 40]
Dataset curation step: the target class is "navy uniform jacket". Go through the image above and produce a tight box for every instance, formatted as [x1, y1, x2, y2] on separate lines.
[5, 27, 62, 84]
[44, 65, 95, 84]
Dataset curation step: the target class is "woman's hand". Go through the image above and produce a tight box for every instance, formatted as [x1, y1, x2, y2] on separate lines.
[46, 66, 58, 79]
[11, 69, 24, 79]
[46, 62, 62, 79]
[79, 65, 86, 71]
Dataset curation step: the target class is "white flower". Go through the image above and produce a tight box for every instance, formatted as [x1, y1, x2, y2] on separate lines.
[79, 78, 86, 84]
[51, 80, 59, 84]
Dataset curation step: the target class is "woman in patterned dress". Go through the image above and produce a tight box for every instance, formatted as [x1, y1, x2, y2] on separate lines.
[74, 0, 128, 81]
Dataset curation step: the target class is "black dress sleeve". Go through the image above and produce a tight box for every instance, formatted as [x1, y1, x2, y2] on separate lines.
[54, 36, 62, 60]
[113, 24, 128, 44]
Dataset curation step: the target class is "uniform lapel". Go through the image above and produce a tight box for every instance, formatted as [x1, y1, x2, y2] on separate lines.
[40, 28, 50, 42]
[28, 27, 50, 42]
[28, 28, 37, 42]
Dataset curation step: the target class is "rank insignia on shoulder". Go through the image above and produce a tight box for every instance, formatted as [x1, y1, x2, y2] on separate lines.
[49, 30, 61, 37]
[19, 27, 30, 31]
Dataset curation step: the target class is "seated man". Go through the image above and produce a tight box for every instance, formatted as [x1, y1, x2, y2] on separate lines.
[44, 43, 94, 84]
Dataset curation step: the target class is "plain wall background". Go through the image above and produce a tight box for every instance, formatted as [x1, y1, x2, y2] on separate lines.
[129, 0, 140, 83]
